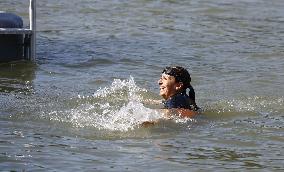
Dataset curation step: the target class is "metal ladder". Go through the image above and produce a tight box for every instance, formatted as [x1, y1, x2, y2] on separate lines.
[0, 0, 36, 61]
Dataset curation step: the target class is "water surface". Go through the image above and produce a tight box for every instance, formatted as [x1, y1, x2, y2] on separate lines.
[0, 0, 283, 171]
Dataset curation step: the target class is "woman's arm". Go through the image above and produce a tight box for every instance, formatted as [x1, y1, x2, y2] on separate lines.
[141, 108, 199, 127]
[160, 108, 199, 119]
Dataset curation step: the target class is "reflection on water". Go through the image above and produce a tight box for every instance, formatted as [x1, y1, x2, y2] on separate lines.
[0, 61, 36, 93]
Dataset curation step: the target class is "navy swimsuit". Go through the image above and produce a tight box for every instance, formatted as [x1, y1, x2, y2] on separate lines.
[163, 92, 196, 110]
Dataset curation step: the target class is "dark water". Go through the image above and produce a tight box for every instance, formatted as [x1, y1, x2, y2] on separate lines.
[1, 0, 284, 171]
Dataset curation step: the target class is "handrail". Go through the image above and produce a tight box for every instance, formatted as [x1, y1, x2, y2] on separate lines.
[29, 0, 36, 61]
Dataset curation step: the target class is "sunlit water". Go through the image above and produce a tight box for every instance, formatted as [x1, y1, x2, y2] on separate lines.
[0, 0, 284, 171]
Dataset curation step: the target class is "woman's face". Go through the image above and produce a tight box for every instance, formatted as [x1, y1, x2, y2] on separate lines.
[158, 73, 182, 100]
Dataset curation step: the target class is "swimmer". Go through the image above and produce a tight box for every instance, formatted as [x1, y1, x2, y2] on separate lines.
[142, 66, 200, 126]
[159, 66, 199, 111]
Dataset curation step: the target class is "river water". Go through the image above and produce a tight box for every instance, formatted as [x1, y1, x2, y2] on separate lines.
[0, 0, 284, 171]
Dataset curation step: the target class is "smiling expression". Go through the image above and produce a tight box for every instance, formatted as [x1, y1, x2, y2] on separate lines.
[158, 73, 183, 100]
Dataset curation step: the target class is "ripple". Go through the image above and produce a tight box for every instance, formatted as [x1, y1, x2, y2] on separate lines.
[63, 57, 116, 68]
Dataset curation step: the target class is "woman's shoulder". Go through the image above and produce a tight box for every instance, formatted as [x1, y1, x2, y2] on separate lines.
[164, 93, 190, 109]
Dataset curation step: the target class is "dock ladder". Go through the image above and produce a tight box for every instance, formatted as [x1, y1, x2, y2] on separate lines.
[0, 0, 36, 61]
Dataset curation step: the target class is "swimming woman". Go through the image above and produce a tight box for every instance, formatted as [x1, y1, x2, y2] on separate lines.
[142, 66, 199, 126]
[158, 66, 199, 118]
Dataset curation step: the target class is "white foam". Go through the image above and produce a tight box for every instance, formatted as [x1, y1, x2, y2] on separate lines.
[46, 77, 162, 131]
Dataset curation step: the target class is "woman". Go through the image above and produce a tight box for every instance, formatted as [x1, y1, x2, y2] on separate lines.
[158, 66, 199, 118]
[142, 66, 199, 126]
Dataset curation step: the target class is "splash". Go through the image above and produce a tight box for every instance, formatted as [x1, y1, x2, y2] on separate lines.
[47, 77, 163, 131]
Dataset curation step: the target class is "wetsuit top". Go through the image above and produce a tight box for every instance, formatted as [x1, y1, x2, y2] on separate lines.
[163, 92, 195, 110]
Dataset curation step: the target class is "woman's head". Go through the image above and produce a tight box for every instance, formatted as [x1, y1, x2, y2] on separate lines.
[158, 66, 192, 100]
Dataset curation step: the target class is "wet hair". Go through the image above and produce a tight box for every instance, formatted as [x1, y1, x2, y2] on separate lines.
[162, 66, 198, 109]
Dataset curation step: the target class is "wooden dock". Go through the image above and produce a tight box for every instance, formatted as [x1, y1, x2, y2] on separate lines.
[0, 0, 36, 61]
